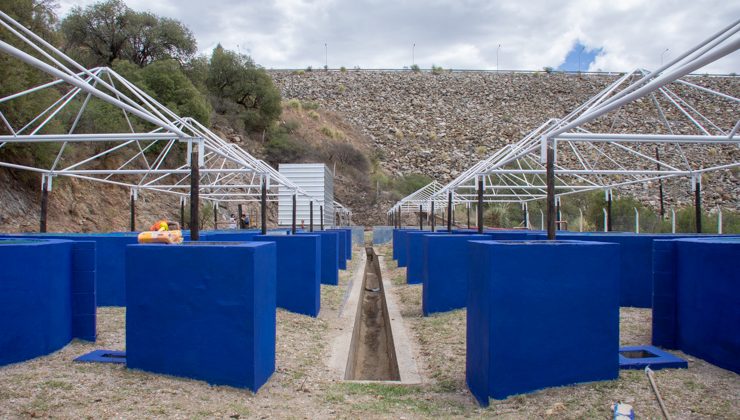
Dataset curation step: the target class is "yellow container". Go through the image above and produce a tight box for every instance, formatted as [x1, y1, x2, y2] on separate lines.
[137, 230, 183, 244]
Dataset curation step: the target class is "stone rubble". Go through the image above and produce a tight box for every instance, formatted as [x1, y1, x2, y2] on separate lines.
[270, 71, 739, 211]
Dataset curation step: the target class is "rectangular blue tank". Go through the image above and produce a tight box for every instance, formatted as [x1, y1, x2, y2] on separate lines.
[406, 231, 436, 284]
[125, 241, 276, 391]
[297, 231, 339, 285]
[394, 229, 420, 267]
[254, 235, 321, 317]
[334, 229, 347, 269]
[422, 234, 490, 315]
[373, 226, 393, 245]
[652, 237, 740, 374]
[0, 239, 96, 366]
[467, 240, 620, 405]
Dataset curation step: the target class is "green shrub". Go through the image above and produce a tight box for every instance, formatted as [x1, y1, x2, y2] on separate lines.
[393, 173, 433, 196]
[301, 101, 320, 110]
[543, 66, 554, 73]
[340, 66, 347, 73]
[410, 64, 420, 73]
[320, 126, 345, 140]
[286, 98, 302, 111]
[431, 65, 443, 75]
[307, 110, 320, 120]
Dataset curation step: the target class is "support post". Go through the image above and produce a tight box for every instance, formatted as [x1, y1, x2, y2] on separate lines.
[694, 175, 702, 233]
[291, 193, 297, 234]
[431, 201, 436, 232]
[656, 147, 665, 219]
[130, 189, 136, 232]
[238, 204, 243, 229]
[180, 197, 186, 229]
[214, 202, 218, 230]
[555, 197, 561, 231]
[467, 203, 471, 229]
[546, 139, 556, 240]
[718, 207, 723, 234]
[419, 205, 423, 230]
[477, 176, 484, 234]
[447, 191, 453, 232]
[309, 201, 314, 232]
[189, 147, 200, 241]
[39, 174, 49, 233]
[522, 203, 528, 229]
[320, 205, 324, 230]
[606, 189, 613, 232]
[260, 176, 267, 235]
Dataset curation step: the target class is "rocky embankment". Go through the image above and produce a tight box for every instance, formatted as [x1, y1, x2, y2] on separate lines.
[271, 70, 739, 210]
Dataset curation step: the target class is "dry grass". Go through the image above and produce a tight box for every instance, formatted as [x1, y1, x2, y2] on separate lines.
[1, 243, 738, 419]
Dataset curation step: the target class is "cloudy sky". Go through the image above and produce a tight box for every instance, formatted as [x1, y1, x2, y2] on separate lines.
[57, 0, 740, 73]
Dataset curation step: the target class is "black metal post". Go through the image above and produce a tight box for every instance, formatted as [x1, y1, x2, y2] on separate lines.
[607, 190, 613, 232]
[180, 198, 185, 229]
[130, 190, 136, 232]
[447, 191, 453, 232]
[695, 177, 702, 233]
[190, 148, 200, 241]
[555, 197, 561, 231]
[419, 204, 423, 230]
[320, 205, 324, 230]
[656, 147, 665, 219]
[238, 204, 244, 229]
[546, 141, 556, 240]
[39, 175, 49, 233]
[467, 204, 471, 229]
[291, 193, 297, 234]
[431, 201, 435, 232]
[260, 177, 267, 235]
[477, 177, 484, 234]
[523, 203, 528, 229]
[309, 201, 314, 232]
[213, 202, 218, 230]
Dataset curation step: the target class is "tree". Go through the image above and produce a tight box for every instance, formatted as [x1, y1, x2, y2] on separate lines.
[206, 45, 281, 132]
[61, 0, 196, 67]
[113, 59, 211, 126]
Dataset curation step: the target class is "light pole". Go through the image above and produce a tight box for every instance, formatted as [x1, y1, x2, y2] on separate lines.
[324, 43, 328, 70]
[496, 44, 501, 71]
[660, 48, 669, 66]
[412, 43, 415, 66]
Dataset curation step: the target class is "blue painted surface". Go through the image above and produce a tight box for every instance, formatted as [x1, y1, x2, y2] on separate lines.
[297, 231, 339, 285]
[0, 239, 96, 367]
[350, 227, 365, 246]
[393, 229, 420, 266]
[126, 242, 277, 391]
[652, 238, 740, 374]
[467, 240, 620, 404]
[406, 231, 442, 284]
[334, 230, 347, 269]
[75, 349, 126, 364]
[422, 234, 490, 315]
[618, 345, 687, 370]
[1, 233, 136, 307]
[254, 235, 321, 317]
[199, 231, 259, 242]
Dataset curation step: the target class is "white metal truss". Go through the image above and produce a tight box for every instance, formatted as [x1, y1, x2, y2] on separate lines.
[418, 20, 739, 216]
[0, 11, 351, 221]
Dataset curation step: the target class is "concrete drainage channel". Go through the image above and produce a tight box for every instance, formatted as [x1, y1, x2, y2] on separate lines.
[331, 245, 421, 383]
[344, 247, 400, 380]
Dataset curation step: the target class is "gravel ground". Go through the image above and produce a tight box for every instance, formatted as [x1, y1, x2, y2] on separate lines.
[1, 243, 737, 419]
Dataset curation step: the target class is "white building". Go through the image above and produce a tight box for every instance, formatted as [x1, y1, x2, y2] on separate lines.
[278, 163, 334, 227]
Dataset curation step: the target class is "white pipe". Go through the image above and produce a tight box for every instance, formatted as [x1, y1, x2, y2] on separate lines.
[540, 209, 544, 230]
[718, 207, 723, 234]
[579, 208, 584, 232]
[603, 208, 608, 232]
[671, 208, 676, 233]
[634, 207, 640, 234]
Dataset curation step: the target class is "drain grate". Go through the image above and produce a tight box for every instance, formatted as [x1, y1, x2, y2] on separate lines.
[618, 345, 687, 370]
[74, 350, 126, 364]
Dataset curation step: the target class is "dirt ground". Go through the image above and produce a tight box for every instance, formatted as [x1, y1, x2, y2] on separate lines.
[1, 243, 738, 419]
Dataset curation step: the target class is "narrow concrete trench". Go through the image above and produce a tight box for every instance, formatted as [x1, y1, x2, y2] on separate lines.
[344, 247, 401, 381]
